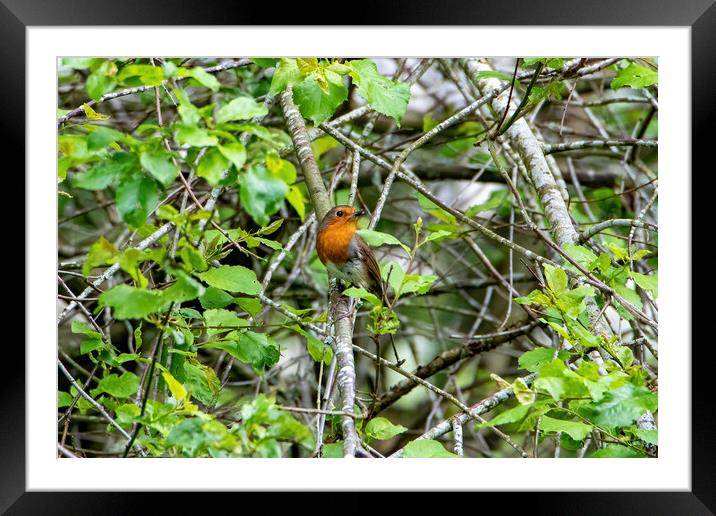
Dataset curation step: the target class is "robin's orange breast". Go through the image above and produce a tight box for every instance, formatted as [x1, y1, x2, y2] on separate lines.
[316, 224, 356, 265]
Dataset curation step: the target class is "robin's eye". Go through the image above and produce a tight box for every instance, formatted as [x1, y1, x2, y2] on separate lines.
[336, 210, 343, 217]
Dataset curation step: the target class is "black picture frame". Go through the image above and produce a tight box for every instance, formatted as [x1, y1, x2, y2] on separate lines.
[4, 0, 710, 513]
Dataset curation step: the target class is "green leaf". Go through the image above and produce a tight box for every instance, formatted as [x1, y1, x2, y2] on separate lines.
[86, 60, 117, 101]
[356, 229, 403, 247]
[534, 358, 595, 401]
[266, 152, 297, 184]
[184, 66, 220, 92]
[311, 135, 339, 160]
[62, 57, 98, 70]
[291, 326, 333, 366]
[237, 297, 262, 317]
[72, 160, 124, 191]
[558, 285, 596, 317]
[348, 59, 411, 126]
[203, 308, 248, 335]
[112, 253, 147, 291]
[368, 305, 400, 335]
[236, 331, 280, 373]
[178, 245, 208, 273]
[292, 74, 348, 125]
[382, 262, 404, 296]
[523, 58, 569, 69]
[199, 287, 235, 309]
[562, 243, 598, 268]
[178, 308, 202, 321]
[465, 189, 508, 217]
[606, 242, 630, 262]
[636, 428, 658, 445]
[197, 147, 230, 187]
[543, 264, 568, 295]
[269, 58, 302, 95]
[115, 175, 159, 227]
[527, 81, 564, 107]
[400, 274, 437, 296]
[539, 415, 591, 441]
[216, 97, 268, 124]
[343, 287, 381, 306]
[285, 186, 306, 221]
[98, 284, 166, 319]
[515, 289, 552, 307]
[196, 265, 261, 294]
[238, 165, 288, 226]
[615, 346, 634, 369]
[481, 403, 530, 427]
[82, 236, 118, 276]
[322, 442, 343, 458]
[183, 359, 220, 406]
[613, 281, 643, 311]
[140, 150, 179, 188]
[59, 134, 89, 159]
[611, 62, 657, 90]
[630, 249, 650, 261]
[174, 88, 201, 125]
[115, 403, 140, 427]
[162, 371, 187, 402]
[575, 383, 657, 429]
[80, 336, 107, 355]
[519, 347, 568, 373]
[82, 103, 110, 121]
[117, 64, 164, 86]
[94, 372, 140, 398]
[58, 391, 73, 408]
[565, 317, 602, 348]
[401, 439, 458, 458]
[513, 377, 535, 405]
[630, 271, 658, 298]
[87, 126, 123, 151]
[257, 218, 284, 236]
[218, 142, 247, 170]
[71, 320, 101, 338]
[424, 230, 453, 243]
[250, 58, 278, 68]
[306, 334, 333, 365]
[365, 417, 407, 441]
[174, 124, 218, 147]
[473, 70, 515, 81]
[297, 58, 319, 75]
[591, 444, 643, 458]
[165, 417, 205, 454]
[162, 269, 205, 303]
[595, 253, 612, 273]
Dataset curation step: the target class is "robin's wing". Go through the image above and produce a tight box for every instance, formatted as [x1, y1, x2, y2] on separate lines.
[356, 235, 387, 303]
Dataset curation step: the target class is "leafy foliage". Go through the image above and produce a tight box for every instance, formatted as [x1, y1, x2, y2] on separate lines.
[58, 57, 658, 460]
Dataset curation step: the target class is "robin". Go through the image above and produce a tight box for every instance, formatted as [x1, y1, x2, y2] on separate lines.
[316, 205, 385, 302]
[316, 205, 402, 372]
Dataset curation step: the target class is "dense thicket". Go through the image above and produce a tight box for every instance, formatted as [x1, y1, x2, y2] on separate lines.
[57, 57, 658, 458]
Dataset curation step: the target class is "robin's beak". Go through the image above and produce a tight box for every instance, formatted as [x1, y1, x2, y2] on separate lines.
[352, 209, 366, 218]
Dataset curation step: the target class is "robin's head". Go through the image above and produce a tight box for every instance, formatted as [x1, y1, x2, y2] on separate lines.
[318, 205, 366, 234]
[316, 205, 366, 265]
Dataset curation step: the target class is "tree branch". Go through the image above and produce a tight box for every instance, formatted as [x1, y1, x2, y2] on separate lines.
[280, 87, 359, 458]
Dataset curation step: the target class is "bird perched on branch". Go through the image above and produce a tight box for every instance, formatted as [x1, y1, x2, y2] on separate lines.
[316, 205, 403, 376]
[316, 205, 386, 302]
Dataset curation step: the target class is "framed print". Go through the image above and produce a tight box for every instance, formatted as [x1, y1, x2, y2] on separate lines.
[3, 0, 712, 512]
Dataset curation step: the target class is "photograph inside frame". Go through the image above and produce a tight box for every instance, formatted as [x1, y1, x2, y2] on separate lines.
[56, 57, 658, 459]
